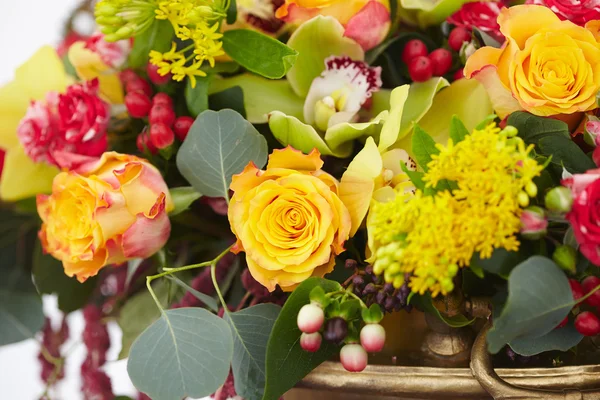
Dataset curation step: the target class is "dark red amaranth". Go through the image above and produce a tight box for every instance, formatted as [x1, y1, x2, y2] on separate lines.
[81, 304, 113, 400]
[38, 316, 69, 385]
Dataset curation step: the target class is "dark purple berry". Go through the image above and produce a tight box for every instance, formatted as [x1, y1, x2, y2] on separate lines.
[323, 317, 348, 344]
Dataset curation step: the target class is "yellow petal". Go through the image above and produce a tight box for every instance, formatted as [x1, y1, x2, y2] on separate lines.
[0, 146, 59, 201]
[498, 5, 559, 49]
[16, 46, 68, 100]
[266, 147, 324, 171]
[0, 81, 28, 151]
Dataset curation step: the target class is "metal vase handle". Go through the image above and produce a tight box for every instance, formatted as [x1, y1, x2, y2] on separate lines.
[470, 320, 600, 400]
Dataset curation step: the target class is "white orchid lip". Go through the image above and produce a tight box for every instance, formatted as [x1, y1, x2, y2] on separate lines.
[304, 56, 382, 131]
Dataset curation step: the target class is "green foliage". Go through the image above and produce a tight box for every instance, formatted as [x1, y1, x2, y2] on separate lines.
[449, 115, 469, 144]
[411, 125, 438, 172]
[169, 186, 202, 217]
[222, 30, 298, 79]
[400, 163, 425, 191]
[263, 278, 342, 400]
[176, 109, 268, 199]
[509, 322, 583, 356]
[471, 246, 531, 279]
[128, 20, 173, 68]
[166, 275, 219, 312]
[209, 86, 247, 117]
[185, 76, 212, 117]
[410, 293, 474, 328]
[225, 304, 281, 400]
[128, 308, 233, 400]
[226, 0, 237, 24]
[487, 256, 575, 354]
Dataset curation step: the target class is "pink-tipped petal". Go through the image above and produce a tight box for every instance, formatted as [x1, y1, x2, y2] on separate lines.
[344, 1, 391, 51]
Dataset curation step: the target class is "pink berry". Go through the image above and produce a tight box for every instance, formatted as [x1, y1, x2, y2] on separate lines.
[174, 116, 195, 141]
[146, 63, 172, 86]
[149, 123, 175, 149]
[360, 324, 386, 353]
[149, 104, 176, 127]
[428, 48, 453, 76]
[449, 27, 471, 52]
[402, 39, 428, 65]
[126, 78, 153, 97]
[152, 92, 174, 108]
[300, 332, 322, 352]
[340, 344, 368, 372]
[408, 56, 434, 82]
[125, 92, 152, 118]
[569, 279, 584, 303]
[556, 316, 568, 329]
[297, 303, 324, 334]
[575, 311, 600, 336]
[120, 69, 139, 84]
[136, 132, 157, 154]
[582, 276, 600, 307]
[453, 69, 465, 81]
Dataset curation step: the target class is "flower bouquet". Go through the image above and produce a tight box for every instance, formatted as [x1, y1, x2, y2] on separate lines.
[3, 0, 600, 398]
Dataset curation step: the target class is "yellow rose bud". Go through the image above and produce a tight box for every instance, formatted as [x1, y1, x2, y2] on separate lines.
[465, 5, 600, 117]
[37, 152, 173, 282]
[228, 147, 352, 291]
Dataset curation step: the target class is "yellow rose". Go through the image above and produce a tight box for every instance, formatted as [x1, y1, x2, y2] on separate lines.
[465, 5, 600, 117]
[228, 147, 352, 291]
[37, 152, 173, 282]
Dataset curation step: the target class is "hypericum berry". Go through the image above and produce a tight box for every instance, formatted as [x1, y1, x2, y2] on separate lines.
[136, 132, 157, 154]
[152, 92, 174, 108]
[570, 279, 584, 303]
[408, 56, 434, 82]
[146, 63, 172, 86]
[323, 317, 348, 343]
[297, 303, 325, 333]
[402, 39, 428, 64]
[173, 116, 195, 141]
[575, 311, 600, 336]
[545, 187, 573, 214]
[520, 206, 548, 240]
[582, 276, 600, 307]
[428, 49, 452, 76]
[149, 104, 176, 127]
[125, 92, 152, 118]
[453, 69, 464, 81]
[126, 78, 153, 97]
[556, 316, 569, 329]
[300, 332, 322, 352]
[448, 27, 471, 52]
[149, 123, 175, 149]
[360, 323, 386, 353]
[340, 344, 368, 372]
[553, 245, 577, 274]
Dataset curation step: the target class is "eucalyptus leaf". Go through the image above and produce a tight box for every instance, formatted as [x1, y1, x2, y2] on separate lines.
[177, 109, 268, 198]
[169, 186, 202, 217]
[128, 308, 233, 400]
[222, 29, 297, 79]
[225, 304, 281, 400]
[128, 20, 173, 68]
[166, 275, 219, 312]
[186, 75, 212, 117]
[509, 323, 583, 356]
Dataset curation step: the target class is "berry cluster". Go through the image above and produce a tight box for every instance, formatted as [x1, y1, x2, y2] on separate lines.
[81, 305, 113, 400]
[38, 317, 69, 386]
[402, 39, 453, 83]
[297, 286, 386, 372]
[556, 277, 600, 336]
[122, 68, 194, 154]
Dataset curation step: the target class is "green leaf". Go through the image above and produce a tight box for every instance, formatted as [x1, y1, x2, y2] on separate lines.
[177, 109, 268, 198]
[128, 308, 233, 400]
[487, 256, 575, 354]
[449, 115, 469, 144]
[32, 243, 97, 313]
[285, 16, 364, 97]
[471, 247, 530, 279]
[263, 278, 342, 400]
[226, 0, 237, 24]
[185, 75, 212, 117]
[222, 29, 298, 79]
[209, 86, 247, 117]
[506, 111, 570, 143]
[129, 20, 173, 68]
[169, 186, 202, 217]
[475, 114, 498, 129]
[411, 125, 438, 172]
[268, 111, 352, 157]
[379, 85, 410, 152]
[166, 275, 219, 312]
[225, 304, 281, 400]
[538, 136, 596, 174]
[209, 74, 303, 124]
[509, 322, 583, 356]
[400, 163, 425, 191]
[411, 293, 475, 328]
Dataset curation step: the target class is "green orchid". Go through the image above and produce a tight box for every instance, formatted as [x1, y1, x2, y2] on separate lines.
[397, 0, 474, 29]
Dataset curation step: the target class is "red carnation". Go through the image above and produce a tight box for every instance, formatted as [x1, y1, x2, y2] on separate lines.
[447, 1, 504, 43]
[526, 0, 600, 26]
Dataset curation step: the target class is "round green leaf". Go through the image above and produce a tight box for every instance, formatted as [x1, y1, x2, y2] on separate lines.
[509, 322, 583, 356]
[169, 186, 202, 217]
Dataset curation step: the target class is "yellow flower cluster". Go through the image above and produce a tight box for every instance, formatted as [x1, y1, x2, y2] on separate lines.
[369, 124, 544, 297]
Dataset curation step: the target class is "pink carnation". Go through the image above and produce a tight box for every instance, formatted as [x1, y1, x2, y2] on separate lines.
[526, 0, 600, 26]
[84, 32, 131, 69]
[447, 1, 504, 43]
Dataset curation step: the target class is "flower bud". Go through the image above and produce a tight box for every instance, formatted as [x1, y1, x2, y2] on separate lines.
[552, 245, 577, 274]
[323, 317, 348, 344]
[340, 344, 368, 372]
[520, 206, 548, 240]
[297, 303, 324, 334]
[360, 324, 386, 353]
[584, 119, 600, 147]
[545, 187, 573, 214]
[300, 332, 322, 353]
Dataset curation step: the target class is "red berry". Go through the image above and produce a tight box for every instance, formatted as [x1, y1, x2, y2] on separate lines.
[582, 276, 600, 307]
[300, 332, 322, 353]
[152, 92, 174, 108]
[556, 316, 569, 329]
[340, 344, 368, 372]
[360, 323, 386, 353]
[428, 48, 453, 76]
[449, 27, 471, 52]
[569, 279, 584, 303]
[136, 132, 157, 154]
[453, 69, 465, 81]
[173, 116, 195, 141]
[575, 311, 600, 336]
[297, 303, 324, 334]
[408, 56, 434, 82]
[149, 123, 175, 149]
[125, 92, 152, 118]
[120, 69, 139, 84]
[402, 39, 428, 64]
[126, 78, 153, 97]
[149, 104, 176, 127]
[146, 63, 172, 86]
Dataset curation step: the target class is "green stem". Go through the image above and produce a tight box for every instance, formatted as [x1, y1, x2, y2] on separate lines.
[210, 245, 235, 311]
